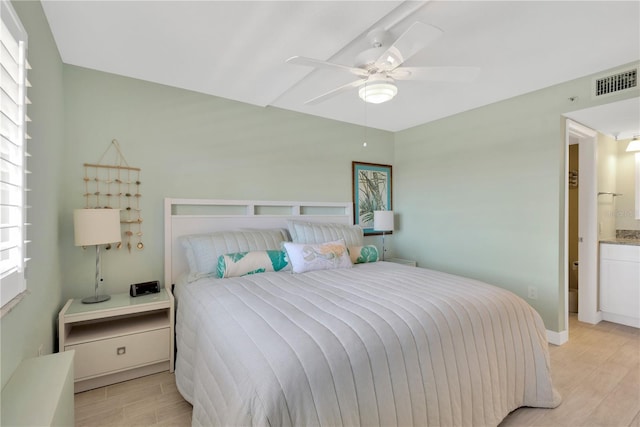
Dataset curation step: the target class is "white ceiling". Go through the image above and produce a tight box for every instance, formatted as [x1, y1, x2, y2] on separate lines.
[41, 1, 640, 133]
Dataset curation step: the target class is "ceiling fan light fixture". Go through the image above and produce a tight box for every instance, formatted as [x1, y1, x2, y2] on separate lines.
[626, 136, 640, 152]
[358, 80, 398, 104]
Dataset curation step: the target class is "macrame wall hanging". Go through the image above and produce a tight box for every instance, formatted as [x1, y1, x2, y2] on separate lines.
[82, 139, 143, 252]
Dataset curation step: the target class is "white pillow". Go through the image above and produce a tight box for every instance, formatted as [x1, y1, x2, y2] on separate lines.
[283, 239, 353, 274]
[287, 220, 364, 247]
[180, 229, 289, 281]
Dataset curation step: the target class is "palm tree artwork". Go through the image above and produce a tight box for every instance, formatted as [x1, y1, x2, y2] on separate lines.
[352, 162, 392, 234]
[358, 170, 387, 226]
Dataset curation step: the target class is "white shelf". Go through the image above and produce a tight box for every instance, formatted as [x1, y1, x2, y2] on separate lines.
[64, 311, 170, 346]
[64, 290, 170, 322]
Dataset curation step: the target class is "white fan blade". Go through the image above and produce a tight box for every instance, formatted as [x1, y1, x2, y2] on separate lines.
[286, 56, 369, 78]
[390, 66, 480, 82]
[376, 22, 444, 71]
[304, 79, 368, 105]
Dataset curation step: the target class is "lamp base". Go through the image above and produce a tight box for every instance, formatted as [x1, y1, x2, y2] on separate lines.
[81, 294, 111, 304]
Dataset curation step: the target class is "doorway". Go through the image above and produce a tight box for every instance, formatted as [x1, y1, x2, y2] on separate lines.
[565, 120, 600, 333]
[568, 144, 579, 314]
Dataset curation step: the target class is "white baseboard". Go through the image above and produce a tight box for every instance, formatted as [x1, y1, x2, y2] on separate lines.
[546, 329, 568, 346]
[602, 312, 640, 328]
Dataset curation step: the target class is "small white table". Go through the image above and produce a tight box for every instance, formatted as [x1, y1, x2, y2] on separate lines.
[386, 257, 417, 267]
[58, 289, 174, 392]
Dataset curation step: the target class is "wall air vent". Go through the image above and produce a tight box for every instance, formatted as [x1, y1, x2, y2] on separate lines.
[593, 67, 637, 98]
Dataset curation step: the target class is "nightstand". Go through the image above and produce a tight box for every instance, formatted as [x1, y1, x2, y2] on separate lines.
[58, 289, 174, 393]
[386, 257, 417, 267]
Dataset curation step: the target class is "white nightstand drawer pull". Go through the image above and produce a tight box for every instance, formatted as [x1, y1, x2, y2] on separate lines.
[117, 346, 126, 355]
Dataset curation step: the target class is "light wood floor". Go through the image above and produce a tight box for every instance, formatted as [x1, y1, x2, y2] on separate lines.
[74, 370, 191, 427]
[76, 315, 639, 426]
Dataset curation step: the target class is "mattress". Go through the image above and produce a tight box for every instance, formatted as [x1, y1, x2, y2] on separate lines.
[175, 262, 561, 426]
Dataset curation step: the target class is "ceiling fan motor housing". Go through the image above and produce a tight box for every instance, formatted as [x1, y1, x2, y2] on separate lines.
[355, 47, 388, 70]
[355, 28, 392, 69]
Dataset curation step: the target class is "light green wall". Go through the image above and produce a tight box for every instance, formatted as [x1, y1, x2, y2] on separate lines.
[2, 0, 65, 389]
[61, 65, 394, 300]
[394, 62, 640, 332]
[597, 133, 618, 240]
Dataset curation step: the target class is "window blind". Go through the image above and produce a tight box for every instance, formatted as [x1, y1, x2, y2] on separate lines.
[1, 0, 29, 308]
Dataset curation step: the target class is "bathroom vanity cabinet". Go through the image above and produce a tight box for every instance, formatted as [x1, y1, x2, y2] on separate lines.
[599, 243, 640, 328]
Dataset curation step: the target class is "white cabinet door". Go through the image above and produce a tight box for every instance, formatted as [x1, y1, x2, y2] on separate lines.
[600, 259, 640, 317]
[600, 244, 640, 327]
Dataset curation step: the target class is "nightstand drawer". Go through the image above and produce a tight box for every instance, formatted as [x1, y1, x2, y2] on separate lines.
[66, 328, 170, 380]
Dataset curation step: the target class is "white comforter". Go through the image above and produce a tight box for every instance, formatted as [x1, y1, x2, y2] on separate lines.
[175, 262, 561, 426]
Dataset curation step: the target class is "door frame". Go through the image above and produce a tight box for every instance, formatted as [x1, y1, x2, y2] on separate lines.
[565, 119, 601, 330]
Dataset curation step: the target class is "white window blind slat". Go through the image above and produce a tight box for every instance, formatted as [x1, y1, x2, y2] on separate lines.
[1, 113, 20, 145]
[1, 68, 19, 103]
[0, 43, 19, 79]
[1, 138, 21, 163]
[1, 93, 20, 124]
[0, 22, 19, 62]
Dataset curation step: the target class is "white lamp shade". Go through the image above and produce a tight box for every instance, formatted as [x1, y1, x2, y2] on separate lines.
[74, 209, 121, 246]
[373, 210, 394, 232]
[626, 138, 640, 152]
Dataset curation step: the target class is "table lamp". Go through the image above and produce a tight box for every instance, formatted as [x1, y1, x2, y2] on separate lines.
[73, 209, 121, 303]
[373, 210, 394, 261]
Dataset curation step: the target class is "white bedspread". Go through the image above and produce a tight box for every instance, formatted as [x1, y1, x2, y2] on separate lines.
[175, 262, 561, 426]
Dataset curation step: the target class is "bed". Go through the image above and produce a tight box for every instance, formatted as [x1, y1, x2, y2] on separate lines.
[165, 199, 561, 426]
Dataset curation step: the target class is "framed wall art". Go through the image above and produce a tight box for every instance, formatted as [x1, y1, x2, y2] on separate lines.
[352, 161, 392, 235]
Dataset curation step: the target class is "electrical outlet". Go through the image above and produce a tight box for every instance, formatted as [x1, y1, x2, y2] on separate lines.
[527, 286, 538, 300]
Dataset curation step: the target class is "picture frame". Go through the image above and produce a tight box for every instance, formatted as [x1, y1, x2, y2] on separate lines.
[352, 161, 392, 235]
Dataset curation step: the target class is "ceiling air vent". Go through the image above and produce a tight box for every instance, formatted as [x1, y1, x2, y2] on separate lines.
[593, 67, 637, 98]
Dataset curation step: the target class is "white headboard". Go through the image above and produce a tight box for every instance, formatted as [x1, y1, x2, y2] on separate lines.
[164, 198, 353, 287]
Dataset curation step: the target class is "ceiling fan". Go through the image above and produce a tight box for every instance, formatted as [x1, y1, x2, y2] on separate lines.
[287, 22, 480, 105]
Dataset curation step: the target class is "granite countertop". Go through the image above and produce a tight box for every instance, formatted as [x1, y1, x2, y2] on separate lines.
[601, 230, 640, 246]
[600, 238, 640, 246]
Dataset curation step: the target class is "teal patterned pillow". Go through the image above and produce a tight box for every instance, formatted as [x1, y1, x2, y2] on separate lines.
[348, 245, 379, 264]
[217, 250, 289, 278]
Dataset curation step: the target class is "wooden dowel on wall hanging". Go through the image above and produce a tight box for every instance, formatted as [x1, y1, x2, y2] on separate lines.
[83, 163, 141, 172]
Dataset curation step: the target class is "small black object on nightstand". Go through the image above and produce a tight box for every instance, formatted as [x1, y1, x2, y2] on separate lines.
[130, 280, 160, 297]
